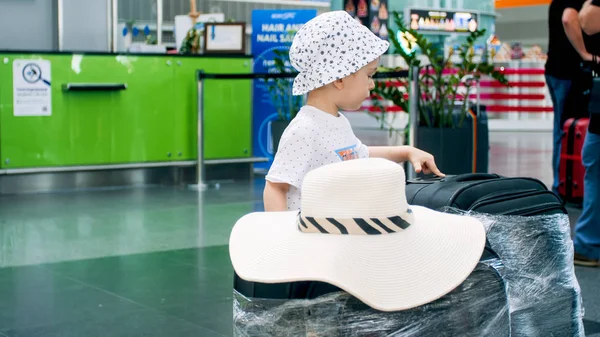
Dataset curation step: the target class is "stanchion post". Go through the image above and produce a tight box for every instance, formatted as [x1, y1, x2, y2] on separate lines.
[156, 0, 163, 46]
[407, 65, 419, 180]
[191, 70, 207, 191]
[57, 0, 64, 51]
[111, 0, 118, 52]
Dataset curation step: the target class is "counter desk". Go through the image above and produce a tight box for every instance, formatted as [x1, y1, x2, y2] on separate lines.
[0, 51, 264, 193]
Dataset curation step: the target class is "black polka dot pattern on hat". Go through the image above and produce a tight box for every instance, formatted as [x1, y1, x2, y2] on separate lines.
[289, 11, 389, 96]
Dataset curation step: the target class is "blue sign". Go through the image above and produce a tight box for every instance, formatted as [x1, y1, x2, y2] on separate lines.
[251, 9, 317, 171]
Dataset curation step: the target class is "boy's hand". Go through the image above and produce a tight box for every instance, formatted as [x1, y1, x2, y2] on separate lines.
[367, 146, 445, 177]
[407, 148, 445, 177]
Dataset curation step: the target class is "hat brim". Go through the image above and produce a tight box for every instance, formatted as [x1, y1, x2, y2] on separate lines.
[229, 205, 486, 312]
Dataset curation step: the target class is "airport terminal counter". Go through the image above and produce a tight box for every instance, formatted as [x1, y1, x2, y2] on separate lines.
[0, 51, 262, 193]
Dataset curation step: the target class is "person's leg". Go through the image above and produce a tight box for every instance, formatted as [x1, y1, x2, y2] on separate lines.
[545, 74, 572, 196]
[573, 132, 600, 266]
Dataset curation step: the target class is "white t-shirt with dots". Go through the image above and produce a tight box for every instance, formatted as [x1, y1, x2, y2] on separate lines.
[266, 105, 369, 210]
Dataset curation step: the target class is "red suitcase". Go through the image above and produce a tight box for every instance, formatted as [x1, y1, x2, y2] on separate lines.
[559, 117, 588, 203]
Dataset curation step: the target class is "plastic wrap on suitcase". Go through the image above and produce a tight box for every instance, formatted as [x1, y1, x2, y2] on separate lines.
[452, 210, 585, 337]
[233, 259, 509, 337]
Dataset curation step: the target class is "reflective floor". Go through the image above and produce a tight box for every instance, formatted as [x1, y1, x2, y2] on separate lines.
[0, 131, 598, 336]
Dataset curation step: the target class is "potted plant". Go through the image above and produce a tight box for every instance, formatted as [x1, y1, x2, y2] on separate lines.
[179, 25, 202, 54]
[369, 67, 410, 146]
[264, 49, 304, 153]
[371, 11, 509, 174]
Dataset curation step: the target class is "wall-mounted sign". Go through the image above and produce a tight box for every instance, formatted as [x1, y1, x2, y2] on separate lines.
[12, 59, 52, 117]
[408, 9, 479, 34]
[251, 9, 317, 169]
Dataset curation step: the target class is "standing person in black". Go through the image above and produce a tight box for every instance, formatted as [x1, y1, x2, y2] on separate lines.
[572, 0, 600, 267]
[545, 0, 593, 198]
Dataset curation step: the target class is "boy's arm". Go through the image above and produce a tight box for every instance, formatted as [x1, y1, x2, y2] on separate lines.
[369, 146, 411, 162]
[263, 181, 290, 212]
[264, 122, 313, 211]
[369, 146, 444, 177]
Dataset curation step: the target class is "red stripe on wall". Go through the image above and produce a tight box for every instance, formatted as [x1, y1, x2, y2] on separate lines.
[486, 106, 553, 112]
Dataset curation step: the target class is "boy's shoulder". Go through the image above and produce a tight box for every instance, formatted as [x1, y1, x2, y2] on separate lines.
[285, 106, 322, 130]
[279, 110, 316, 143]
[285, 107, 345, 136]
[278, 106, 335, 149]
[291, 105, 349, 125]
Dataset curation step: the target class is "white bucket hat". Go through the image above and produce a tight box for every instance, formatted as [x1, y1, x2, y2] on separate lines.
[229, 158, 486, 312]
[289, 10, 390, 96]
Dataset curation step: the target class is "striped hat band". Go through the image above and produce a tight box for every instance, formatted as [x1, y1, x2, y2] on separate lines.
[297, 208, 413, 235]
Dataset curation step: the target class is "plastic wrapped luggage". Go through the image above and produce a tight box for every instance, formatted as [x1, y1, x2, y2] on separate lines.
[233, 258, 510, 337]
[405, 176, 583, 336]
[559, 117, 589, 204]
[457, 211, 585, 337]
[405, 173, 566, 216]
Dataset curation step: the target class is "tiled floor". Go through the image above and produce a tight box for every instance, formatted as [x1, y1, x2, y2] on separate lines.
[0, 130, 597, 336]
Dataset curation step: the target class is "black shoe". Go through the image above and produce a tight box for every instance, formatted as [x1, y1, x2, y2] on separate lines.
[574, 252, 600, 267]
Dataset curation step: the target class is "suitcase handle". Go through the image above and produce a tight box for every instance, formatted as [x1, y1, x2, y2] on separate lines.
[407, 175, 446, 183]
[407, 173, 500, 184]
[442, 173, 501, 183]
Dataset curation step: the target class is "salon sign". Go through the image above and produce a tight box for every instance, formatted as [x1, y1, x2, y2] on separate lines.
[251, 9, 317, 169]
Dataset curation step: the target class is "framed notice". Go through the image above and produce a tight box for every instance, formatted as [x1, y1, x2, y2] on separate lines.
[12, 59, 52, 117]
[203, 23, 246, 54]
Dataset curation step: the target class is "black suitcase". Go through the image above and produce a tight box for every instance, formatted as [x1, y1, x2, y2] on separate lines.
[405, 173, 567, 216]
[234, 272, 341, 300]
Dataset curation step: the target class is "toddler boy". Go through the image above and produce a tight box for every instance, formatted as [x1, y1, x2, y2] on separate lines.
[264, 10, 444, 211]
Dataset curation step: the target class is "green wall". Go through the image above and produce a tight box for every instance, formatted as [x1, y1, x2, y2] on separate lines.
[0, 53, 252, 169]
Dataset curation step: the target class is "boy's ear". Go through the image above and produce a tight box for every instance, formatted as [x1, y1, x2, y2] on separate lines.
[332, 78, 344, 90]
